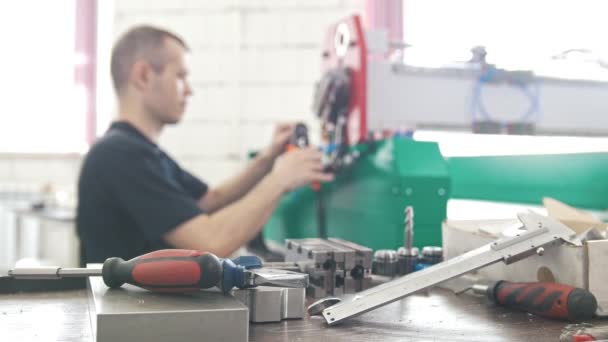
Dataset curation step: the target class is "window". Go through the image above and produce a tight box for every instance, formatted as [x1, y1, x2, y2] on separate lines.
[402, 0, 608, 81]
[0, 1, 95, 154]
[402, 0, 608, 155]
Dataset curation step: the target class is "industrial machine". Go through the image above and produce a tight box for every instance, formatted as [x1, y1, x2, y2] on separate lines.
[263, 14, 608, 252]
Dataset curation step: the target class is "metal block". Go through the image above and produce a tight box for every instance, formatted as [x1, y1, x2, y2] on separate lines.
[328, 238, 373, 293]
[233, 286, 305, 323]
[285, 238, 346, 296]
[372, 249, 399, 277]
[87, 276, 248, 342]
[285, 238, 349, 270]
[344, 274, 373, 293]
[328, 237, 373, 269]
[284, 238, 374, 297]
[281, 287, 306, 319]
[307, 284, 328, 299]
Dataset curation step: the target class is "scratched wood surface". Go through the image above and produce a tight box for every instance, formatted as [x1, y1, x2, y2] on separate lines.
[0, 288, 586, 342]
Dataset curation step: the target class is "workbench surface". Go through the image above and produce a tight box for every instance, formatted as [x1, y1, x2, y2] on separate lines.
[1, 287, 587, 342]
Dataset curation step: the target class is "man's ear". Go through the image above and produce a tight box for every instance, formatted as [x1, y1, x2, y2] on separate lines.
[130, 60, 153, 91]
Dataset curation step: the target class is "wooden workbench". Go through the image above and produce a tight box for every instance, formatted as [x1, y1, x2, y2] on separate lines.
[0, 287, 584, 342]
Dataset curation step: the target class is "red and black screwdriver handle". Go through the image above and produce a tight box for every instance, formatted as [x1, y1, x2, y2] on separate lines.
[101, 249, 262, 294]
[486, 281, 597, 321]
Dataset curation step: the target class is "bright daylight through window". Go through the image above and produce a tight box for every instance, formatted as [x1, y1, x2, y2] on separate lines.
[403, 0, 608, 81]
[404, 0, 608, 156]
[0, 0, 86, 153]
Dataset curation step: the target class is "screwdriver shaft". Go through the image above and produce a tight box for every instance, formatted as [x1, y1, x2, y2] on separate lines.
[9, 266, 102, 279]
[59, 267, 103, 277]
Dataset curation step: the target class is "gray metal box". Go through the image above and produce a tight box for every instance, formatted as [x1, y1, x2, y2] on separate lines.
[87, 276, 249, 342]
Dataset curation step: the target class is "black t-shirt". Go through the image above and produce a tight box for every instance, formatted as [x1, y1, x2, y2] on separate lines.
[76, 121, 208, 264]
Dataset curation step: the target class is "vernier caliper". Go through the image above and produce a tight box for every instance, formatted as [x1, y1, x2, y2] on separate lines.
[318, 212, 581, 325]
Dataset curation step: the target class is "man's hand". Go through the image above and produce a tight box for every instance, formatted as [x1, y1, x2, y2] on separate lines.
[264, 123, 295, 160]
[270, 147, 334, 192]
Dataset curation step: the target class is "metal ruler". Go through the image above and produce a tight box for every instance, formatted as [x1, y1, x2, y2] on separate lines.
[322, 212, 582, 325]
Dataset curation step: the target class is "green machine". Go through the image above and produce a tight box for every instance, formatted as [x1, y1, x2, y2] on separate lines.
[449, 152, 608, 210]
[263, 137, 608, 251]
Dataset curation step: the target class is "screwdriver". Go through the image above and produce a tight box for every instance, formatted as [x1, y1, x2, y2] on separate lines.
[465, 280, 597, 321]
[7, 249, 308, 294]
[286, 122, 323, 192]
[286, 122, 327, 238]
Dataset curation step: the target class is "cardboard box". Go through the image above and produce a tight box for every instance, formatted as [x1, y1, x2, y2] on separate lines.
[442, 198, 608, 312]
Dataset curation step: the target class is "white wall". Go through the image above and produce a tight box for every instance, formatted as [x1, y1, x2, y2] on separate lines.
[0, 0, 364, 192]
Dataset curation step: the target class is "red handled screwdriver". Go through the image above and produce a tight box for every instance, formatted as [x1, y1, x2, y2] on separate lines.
[470, 281, 597, 321]
[7, 249, 308, 294]
[285, 122, 327, 239]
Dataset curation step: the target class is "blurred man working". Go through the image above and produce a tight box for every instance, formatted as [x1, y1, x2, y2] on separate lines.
[76, 26, 332, 264]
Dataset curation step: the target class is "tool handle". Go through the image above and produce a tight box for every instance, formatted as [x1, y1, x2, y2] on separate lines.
[490, 281, 597, 321]
[286, 123, 322, 192]
[102, 249, 222, 293]
[287, 144, 320, 192]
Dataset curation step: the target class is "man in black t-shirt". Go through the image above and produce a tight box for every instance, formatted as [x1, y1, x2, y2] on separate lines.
[76, 26, 333, 264]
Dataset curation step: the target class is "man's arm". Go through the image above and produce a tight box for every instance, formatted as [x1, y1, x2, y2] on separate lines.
[167, 173, 284, 257]
[165, 147, 333, 257]
[199, 151, 274, 213]
[198, 124, 294, 213]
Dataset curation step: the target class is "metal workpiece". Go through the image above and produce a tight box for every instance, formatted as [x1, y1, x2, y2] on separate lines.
[87, 276, 249, 342]
[372, 249, 399, 277]
[308, 271, 342, 298]
[307, 282, 333, 299]
[244, 268, 309, 289]
[327, 237, 373, 270]
[397, 246, 419, 275]
[420, 246, 443, 265]
[327, 237, 373, 293]
[307, 297, 342, 316]
[285, 238, 373, 297]
[263, 261, 302, 273]
[233, 286, 306, 323]
[344, 269, 373, 293]
[321, 212, 581, 325]
[285, 238, 349, 270]
[470, 283, 491, 296]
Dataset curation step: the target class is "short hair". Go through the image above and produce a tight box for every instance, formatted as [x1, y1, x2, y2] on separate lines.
[110, 25, 189, 93]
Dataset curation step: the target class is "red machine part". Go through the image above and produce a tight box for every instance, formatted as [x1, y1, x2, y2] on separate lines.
[320, 14, 368, 146]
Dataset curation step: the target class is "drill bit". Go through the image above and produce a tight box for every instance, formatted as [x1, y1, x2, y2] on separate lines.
[397, 206, 418, 275]
[404, 206, 414, 251]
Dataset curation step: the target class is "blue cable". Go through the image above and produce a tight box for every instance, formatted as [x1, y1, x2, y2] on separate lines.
[470, 66, 541, 127]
